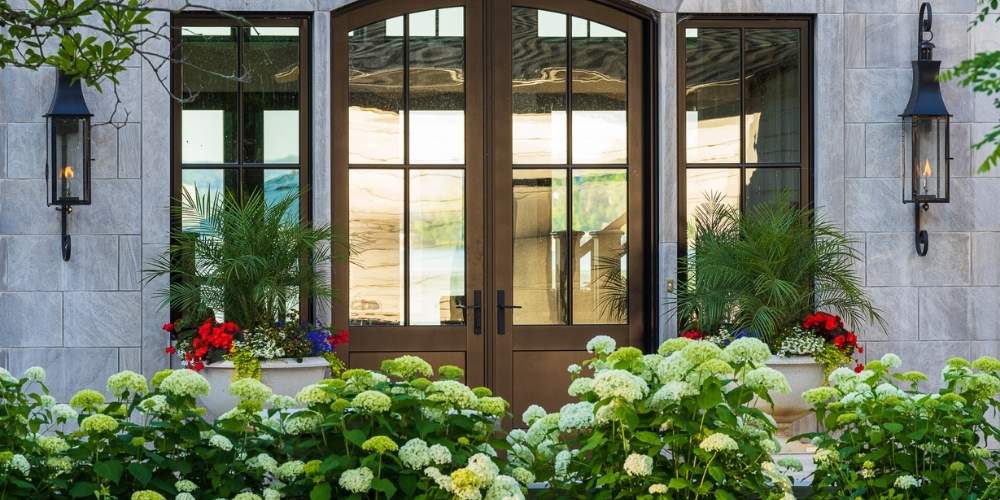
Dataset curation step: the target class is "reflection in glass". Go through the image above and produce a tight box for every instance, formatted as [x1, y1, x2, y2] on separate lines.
[572, 169, 627, 324]
[572, 18, 627, 164]
[745, 168, 799, 210]
[180, 169, 239, 231]
[512, 7, 567, 164]
[685, 169, 739, 243]
[181, 27, 238, 163]
[745, 29, 800, 163]
[684, 28, 740, 163]
[244, 27, 300, 163]
[513, 170, 567, 325]
[409, 8, 465, 164]
[350, 170, 405, 325]
[409, 170, 465, 325]
[349, 18, 405, 164]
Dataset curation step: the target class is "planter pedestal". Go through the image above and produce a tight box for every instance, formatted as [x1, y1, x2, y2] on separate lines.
[754, 355, 824, 453]
[199, 357, 329, 418]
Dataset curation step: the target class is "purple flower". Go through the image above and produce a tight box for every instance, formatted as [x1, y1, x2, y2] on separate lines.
[305, 330, 332, 355]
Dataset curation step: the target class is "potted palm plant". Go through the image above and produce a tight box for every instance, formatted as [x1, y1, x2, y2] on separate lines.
[145, 188, 347, 416]
[670, 194, 885, 445]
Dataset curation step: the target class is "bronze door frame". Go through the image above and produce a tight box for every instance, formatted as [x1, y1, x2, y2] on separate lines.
[331, 0, 654, 393]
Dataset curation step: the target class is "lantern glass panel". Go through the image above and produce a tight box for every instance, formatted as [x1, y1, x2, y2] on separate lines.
[52, 116, 88, 204]
[902, 115, 949, 203]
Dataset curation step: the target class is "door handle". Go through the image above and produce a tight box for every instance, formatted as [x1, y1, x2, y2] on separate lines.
[496, 290, 521, 336]
[457, 290, 482, 335]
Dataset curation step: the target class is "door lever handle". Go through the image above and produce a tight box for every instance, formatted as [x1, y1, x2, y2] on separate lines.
[496, 290, 520, 335]
[457, 290, 482, 335]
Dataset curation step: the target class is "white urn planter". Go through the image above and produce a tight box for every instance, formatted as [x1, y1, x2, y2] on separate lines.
[199, 357, 329, 418]
[753, 355, 825, 446]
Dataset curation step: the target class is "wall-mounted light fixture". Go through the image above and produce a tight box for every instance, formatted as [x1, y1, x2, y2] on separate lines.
[901, 2, 951, 257]
[45, 70, 93, 261]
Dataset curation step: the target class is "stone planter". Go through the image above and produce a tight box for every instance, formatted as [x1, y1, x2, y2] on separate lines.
[199, 357, 329, 418]
[753, 355, 825, 446]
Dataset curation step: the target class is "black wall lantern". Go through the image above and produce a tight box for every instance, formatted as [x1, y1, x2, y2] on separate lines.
[901, 2, 951, 257]
[45, 70, 93, 261]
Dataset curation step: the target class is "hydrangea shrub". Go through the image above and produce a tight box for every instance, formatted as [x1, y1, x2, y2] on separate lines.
[511, 336, 798, 499]
[802, 354, 1000, 498]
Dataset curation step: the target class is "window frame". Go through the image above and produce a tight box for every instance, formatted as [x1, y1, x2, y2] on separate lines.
[170, 14, 313, 319]
[676, 16, 813, 257]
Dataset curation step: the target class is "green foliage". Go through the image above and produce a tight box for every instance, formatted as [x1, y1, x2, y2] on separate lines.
[144, 188, 346, 328]
[801, 354, 1000, 498]
[513, 336, 796, 499]
[940, 1, 1000, 173]
[0, 0, 151, 89]
[672, 194, 883, 348]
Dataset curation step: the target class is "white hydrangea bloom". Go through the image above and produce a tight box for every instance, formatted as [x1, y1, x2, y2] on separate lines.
[743, 366, 791, 394]
[723, 337, 772, 365]
[656, 353, 695, 383]
[894, 474, 920, 490]
[699, 433, 739, 452]
[521, 404, 547, 426]
[276, 460, 305, 481]
[567, 364, 582, 375]
[650, 381, 698, 407]
[567, 377, 594, 397]
[0, 367, 17, 383]
[485, 475, 524, 500]
[592, 369, 649, 402]
[557, 401, 594, 432]
[229, 378, 272, 403]
[247, 453, 279, 473]
[881, 353, 902, 369]
[399, 438, 431, 470]
[208, 434, 233, 451]
[296, 384, 334, 406]
[262, 489, 280, 500]
[106, 370, 148, 398]
[828, 367, 857, 387]
[51, 403, 78, 422]
[24, 366, 46, 383]
[586, 335, 617, 355]
[159, 369, 210, 398]
[176, 493, 196, 500]
[623, 453, 653, 477]
[350, 390, 392, 413]
[137, 395, 169, 415]
[9, 454, 30, 475]
[266, 394, 298, 410]
[339, 466, 374, 494]
[427, 380, 477, 409]
[283, 411, 323, 435]
[175, 479, 197, 492]
[429, 444, 452, 465]
[554, 450, 572, 480]
[39, 395, 56, 408]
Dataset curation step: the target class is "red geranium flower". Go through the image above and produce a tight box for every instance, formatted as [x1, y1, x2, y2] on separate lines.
[681, 330, 703, 340]
[845, 332, 858, 346]
[162, 322, 175, 333]
[832, 335, 846, 349]
[854, 363, 865, 373]
[165, 345, 176, 354]
[858, 346, 865, 354]
[328, 329, 350, 346]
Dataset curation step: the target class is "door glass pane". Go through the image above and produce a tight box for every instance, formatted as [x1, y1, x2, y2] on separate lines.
[684, 28, 740, 163]
[244, 27, 301, 164]
[409, 170, 465, 325]
[571, 18, 626, 164]
[181, 27, 238, 164]
[745, 29, 800, 163]
[180, 169, 239, 231]
[350, 170, 405, 325]
[572, 169, 627, 324]
[513, 169, 567, 325]
[512, 8, 567, 164]
[349, 18, 405, 164]
[409, 8, 465, 164]
[685, 169, 740, 243]
[745, 168, 799, 210]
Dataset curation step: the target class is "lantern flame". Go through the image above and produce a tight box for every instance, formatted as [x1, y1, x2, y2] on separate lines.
[62, 165, 75, 179]
[922, 159, 932, 178]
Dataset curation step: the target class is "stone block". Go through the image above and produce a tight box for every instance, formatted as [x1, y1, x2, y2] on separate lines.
[940, 77, 975, 123]
[970, 287, 1000, 340]
[972, 178, 1000, 230]
[844, 14, 865, 68]
[921, 177, 974, 231]
[918, 287, 969, 340]
[865, 123, 902, 178]
[847, 231, 866, 287]
[659, 12, 678, 243]
[82, 70, 141, 124]
[845, 178, 910, 232]
[866, 232, 970, 286]
[312, 12, 332, 228]
[864, 14, 916, 68]
[1, 236, 61, 290]
[62, 235, 120, 290]
[928, 0, 978, 14]
[972, 13, 1000, 53]
[857, 286, 917, 341]
[0, 292, 62, 347]
[845, 0, 916, 13]
[863, 340, 969, 391]
[845, 124, 865, 177]
[118, 123, 142, 178]
[119, 347, 142, 373]
[91, 123, 121, 179]
[934, 14, 973, 68]
[0, 179, 60, 234]
[75, 179, 142, 234]
[744, 0, 820, 12]
[2, 347, 119, 402]
[119, 235, 141, 291]
[845, 69, 910, 123]
[64, 292, 141, 347]
[0, 124, 6, 178]
[972, 233, 1000, 285]
[0, 66, 56, 123]
[141, 243, 171, 378]
[141, 40, 172, 245]
[678, 0, 741, 12]
[949, 122, 973, 178]
[815, 15, 846, 229]
[659, 242, 678, 343]
[5, 123, 46, 179]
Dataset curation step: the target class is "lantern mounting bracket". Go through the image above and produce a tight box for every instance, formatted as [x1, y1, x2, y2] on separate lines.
[915, 202, 929, 257]
[918, 2, 934, 60]
[58, 206, 73, 261]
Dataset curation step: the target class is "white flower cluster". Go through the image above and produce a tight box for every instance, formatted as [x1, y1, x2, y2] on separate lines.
[427, 380, 478, 409]
[229, 378, 272, 404]
[159, 369, 210, 398]
[592, 369, 648, 402]
[699, 432, 739, 453]
[106, 370, 148, 398]
[776, 327, 825, 357]
[296, 383, 334, 406]
[24, 366, 46, 383]
[208, 434, 233, 451]
[623, 453, 653, 476]
[557, 402, 594, 432]
[233, 334, 285, 360]
[586, 335, 617, 356]
[399, 438, 432, 470]
[350, 390, 392, 413]
[743, 366, 792, 394]
[339, 466, 374, 493]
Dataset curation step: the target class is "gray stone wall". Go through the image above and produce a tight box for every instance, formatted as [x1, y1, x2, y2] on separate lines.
[1, 0, 997, 396]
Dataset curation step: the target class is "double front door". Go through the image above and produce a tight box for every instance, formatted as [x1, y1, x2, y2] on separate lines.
[331, 0, 647, 416]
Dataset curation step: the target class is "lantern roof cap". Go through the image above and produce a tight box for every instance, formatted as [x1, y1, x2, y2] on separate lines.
[901, 59, 950, 118]
[45, 70, 93, 118]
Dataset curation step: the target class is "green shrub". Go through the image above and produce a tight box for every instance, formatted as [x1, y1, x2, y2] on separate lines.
[802, 354, 1000, 498]
[510, 336, 798, 499]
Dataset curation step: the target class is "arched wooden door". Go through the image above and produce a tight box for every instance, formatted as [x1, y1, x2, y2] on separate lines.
[332, 0, 648, 416]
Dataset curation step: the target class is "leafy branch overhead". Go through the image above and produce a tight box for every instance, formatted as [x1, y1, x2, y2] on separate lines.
[939, 0, 1000, 173]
